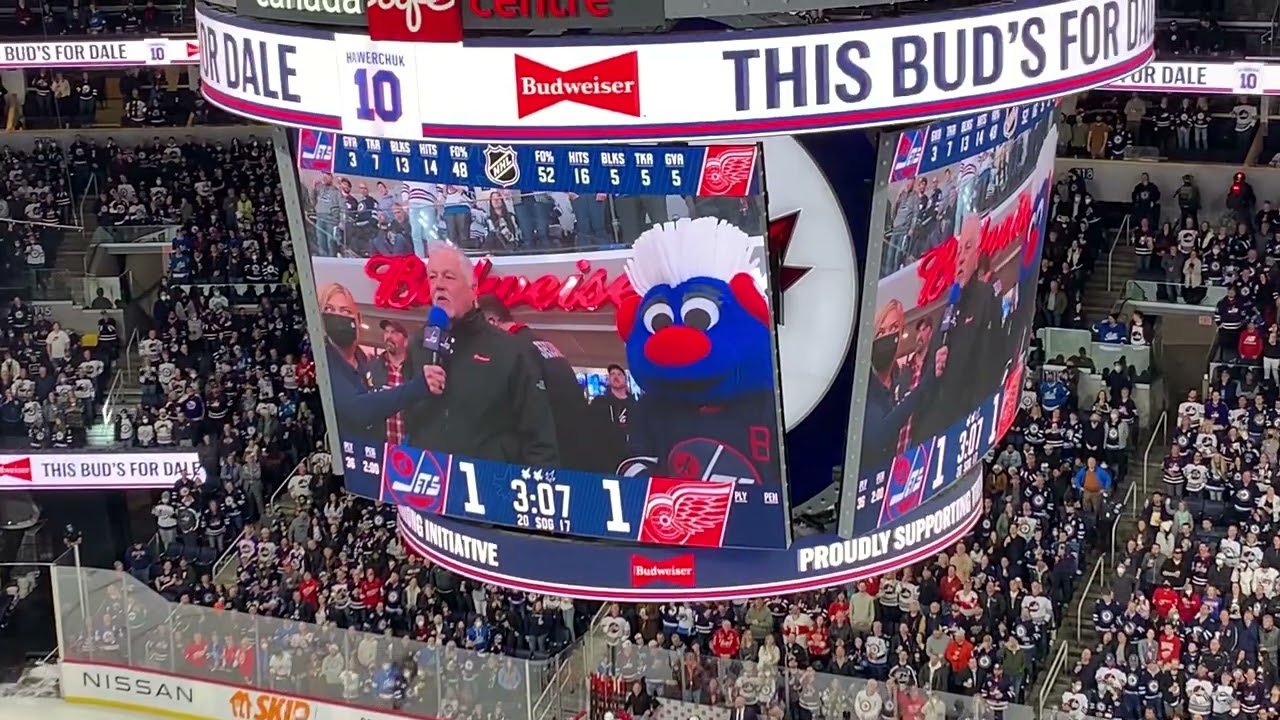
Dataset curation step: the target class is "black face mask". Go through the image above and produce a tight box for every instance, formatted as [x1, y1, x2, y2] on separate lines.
[871, 333, 900, 373]
[323, 312, 358, 349]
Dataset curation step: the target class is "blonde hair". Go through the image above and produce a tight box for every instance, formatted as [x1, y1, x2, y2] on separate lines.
[317, 282, 357, 312]
[875, 298, 905, 329]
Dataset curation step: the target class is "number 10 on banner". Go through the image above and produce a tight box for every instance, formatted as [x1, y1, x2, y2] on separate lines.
[337, 46, 422, 139]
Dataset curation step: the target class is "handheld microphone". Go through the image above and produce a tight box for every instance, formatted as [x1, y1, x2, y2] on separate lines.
[423, 306, 451, 366]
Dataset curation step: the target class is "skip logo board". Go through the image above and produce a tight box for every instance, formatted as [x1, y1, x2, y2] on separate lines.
[229, 690, 312, 720]
[483, 145, 520, 187]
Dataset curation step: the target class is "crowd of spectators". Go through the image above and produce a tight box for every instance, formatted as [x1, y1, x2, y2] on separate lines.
[89, 135, 275, 229]
[1059, 92, 1258, 164]
[1050, 371, 1280, 720]
[6, 0, 189, 36]
[21, 66, 214, 131]
[0, 296, 112, 448]
[575, 171, 1140, 720]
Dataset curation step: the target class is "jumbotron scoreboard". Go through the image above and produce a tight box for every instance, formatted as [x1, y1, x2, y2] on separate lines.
[289, 109, 1023, 599]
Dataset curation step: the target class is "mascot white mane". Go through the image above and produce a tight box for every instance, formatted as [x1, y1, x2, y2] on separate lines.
[624, 217, 768, 295]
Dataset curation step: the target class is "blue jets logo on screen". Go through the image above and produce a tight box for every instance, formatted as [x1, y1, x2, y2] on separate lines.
[879, 443, 933, 526]
[381, 444, 447, 513]
[889, 130, 925, 183]
[298, 130, 336, 172]
[667, 437, 762, 486]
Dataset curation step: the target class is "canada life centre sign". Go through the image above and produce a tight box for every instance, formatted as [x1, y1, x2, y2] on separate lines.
[195, 0, 1157, 143]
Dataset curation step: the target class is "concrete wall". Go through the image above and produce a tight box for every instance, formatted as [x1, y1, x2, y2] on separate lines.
[1057, 158, 1280, 224]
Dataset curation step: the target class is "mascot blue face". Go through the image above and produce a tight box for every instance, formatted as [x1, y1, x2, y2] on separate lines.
[617, 273, 775, 404]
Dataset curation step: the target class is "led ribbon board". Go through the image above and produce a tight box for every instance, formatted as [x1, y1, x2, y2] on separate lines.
[195, 0, 1154, 142]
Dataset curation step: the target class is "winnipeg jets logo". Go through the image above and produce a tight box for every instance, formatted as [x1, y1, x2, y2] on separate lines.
[638, 479, 734, 547]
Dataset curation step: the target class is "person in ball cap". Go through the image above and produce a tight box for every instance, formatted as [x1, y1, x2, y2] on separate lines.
[476, 293, 596, 471]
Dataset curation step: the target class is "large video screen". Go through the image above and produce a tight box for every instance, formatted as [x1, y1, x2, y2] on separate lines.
[290, 133, 792, 550]
[848, 102, 1056, 535]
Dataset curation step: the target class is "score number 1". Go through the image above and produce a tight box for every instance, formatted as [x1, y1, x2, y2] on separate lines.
[353, 69, 403, 123]
[456, 462, 634, 536]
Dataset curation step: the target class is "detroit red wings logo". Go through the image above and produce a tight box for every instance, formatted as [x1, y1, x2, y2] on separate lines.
[697, 146, 757, 196]
[638, 477, 734, 548]
[997, 357, 1025, 443]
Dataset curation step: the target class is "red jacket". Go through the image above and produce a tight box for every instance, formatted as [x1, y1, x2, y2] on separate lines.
[1157, 633, 1182, 664]
[1176, 591, 1202, 623]
[710, 628, 739, 658]
[1152, 585, 1179, 619]
[945, 639, 973, 672]
[940, 575, 964, 604]
[1240, 330, 1263, 360]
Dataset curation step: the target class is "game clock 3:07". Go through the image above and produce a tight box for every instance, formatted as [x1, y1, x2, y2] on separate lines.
[371, 442, 787, 549]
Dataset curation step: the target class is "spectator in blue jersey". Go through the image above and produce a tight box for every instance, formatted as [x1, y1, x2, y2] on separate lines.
[1040, 374, 1069, 413]
[1093, 313, 1127, 344]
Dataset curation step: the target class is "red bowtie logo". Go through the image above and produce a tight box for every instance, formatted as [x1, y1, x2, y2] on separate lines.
[0, 457, 33, 481]
[630, 554, 696, 588]
[514, 52, 641, 119]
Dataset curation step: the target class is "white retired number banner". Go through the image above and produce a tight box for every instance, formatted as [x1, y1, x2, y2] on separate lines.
[0, 38, 199, 69]
[0, 452, 203, 491]
[194, 0, 1155, 143]
[1106, 60, 1273, 95]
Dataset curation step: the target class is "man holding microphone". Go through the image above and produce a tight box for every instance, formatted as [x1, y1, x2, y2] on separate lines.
[403, 243, 560, 466]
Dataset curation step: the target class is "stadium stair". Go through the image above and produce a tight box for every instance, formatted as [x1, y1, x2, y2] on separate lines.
[1026, 446, 1146, 712]
[1083, 241, 1137, 322]
[212, 491, 303, 586]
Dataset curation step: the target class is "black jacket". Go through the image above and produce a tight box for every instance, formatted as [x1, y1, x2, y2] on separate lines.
[404, 309, 559, 466]
[916, 276, 1007, 443]
[507, 324, 597, 471]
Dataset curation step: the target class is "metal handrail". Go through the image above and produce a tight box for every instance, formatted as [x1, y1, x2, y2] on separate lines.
[210, 457, 309, 582]
[124, 327, 140, 376]
[1113, 482, 1135, 561]
[1075, 556, 1105, 642]
[99, 368, 123, 425]
[1141, 411, 1169, 508]
[1038, 639, 1071, 717]
[1107, 213, 1132, 293]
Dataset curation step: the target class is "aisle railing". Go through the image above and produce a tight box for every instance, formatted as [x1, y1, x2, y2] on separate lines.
[1141, 410, 1169, 504]
[1107, 213, 1132, 293]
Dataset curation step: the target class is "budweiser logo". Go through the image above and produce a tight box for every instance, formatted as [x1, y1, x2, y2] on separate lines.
[514, 52, 640, 118]
[365, 255, 636, 313]
[0, 457, 34, 482]
[630, 554, 696, 588]
[367, 0, 461, 42]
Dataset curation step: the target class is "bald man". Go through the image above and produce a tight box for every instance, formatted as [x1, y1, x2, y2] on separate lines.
[403, 243, 559, 466]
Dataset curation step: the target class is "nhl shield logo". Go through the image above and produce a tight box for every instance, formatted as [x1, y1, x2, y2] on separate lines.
[484, 145, 520, 187]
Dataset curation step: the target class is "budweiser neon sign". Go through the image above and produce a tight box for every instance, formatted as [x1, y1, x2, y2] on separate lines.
[914, 188, 1038, 309]
[364, 254, 636, 312]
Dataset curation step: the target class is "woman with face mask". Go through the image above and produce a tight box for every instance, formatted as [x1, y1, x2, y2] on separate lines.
[317, 282, 436, 445]
[858, 299, 943, 475]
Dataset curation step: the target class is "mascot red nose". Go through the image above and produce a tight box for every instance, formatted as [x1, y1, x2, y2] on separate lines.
[614, 217, 782, 492]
